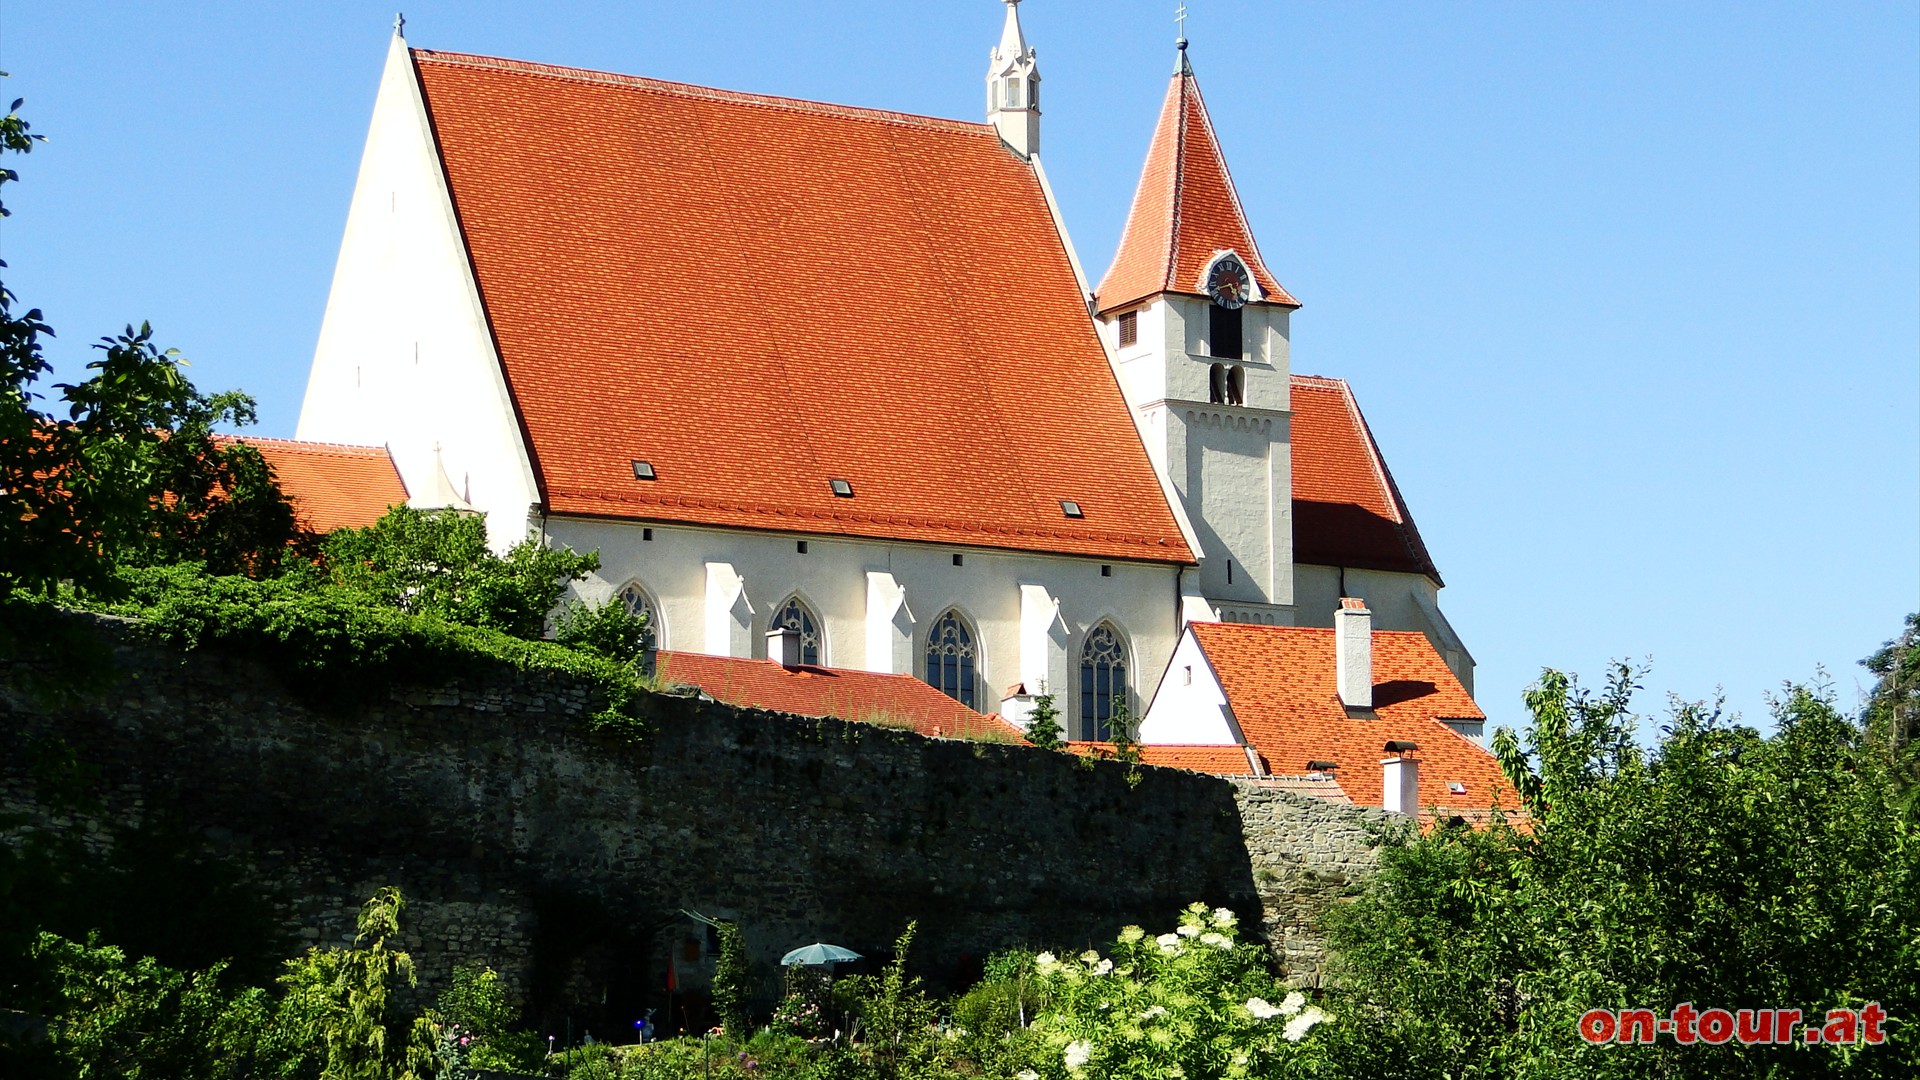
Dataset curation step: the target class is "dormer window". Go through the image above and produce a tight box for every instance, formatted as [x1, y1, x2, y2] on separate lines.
[1117, 310, 1138, 348]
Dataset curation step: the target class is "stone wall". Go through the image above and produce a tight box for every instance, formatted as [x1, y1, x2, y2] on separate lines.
[0, 615, 1386, 1027]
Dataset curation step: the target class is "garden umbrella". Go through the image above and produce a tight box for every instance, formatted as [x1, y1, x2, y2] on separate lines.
[781, 942, 862, 966]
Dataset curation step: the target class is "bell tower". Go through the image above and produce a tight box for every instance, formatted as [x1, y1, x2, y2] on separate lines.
[1093, 40, 1301, 625]
[986, 0, 1041, 158]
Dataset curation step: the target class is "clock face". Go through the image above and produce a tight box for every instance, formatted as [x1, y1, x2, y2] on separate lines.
[1207, 256, 1250, 310]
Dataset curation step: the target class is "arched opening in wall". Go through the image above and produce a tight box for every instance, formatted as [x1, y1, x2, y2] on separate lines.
[1209, 363, 1227, 404]
[1079, 622, 1130, 741]
[617, 580, 662, 649]
[1227, 365, 1245, 406]
[924, 609, 979, 709]
[769, 594, 823, 666]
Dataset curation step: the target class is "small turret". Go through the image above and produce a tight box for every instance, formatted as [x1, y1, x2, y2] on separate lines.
[986, 0, 1041, 158]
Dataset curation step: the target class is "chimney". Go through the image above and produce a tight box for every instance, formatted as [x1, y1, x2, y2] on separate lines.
[1335, 597, 1372, 708]
[766, 627, 804, 670]
[1381, 741, 1420, 817]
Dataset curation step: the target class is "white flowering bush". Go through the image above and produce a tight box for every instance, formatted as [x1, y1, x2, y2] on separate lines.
[1009, 903, 1334, 1079]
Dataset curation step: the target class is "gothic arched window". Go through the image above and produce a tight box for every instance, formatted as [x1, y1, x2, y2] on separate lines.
[1209, 363, 1228, 404]
[924, 609, 978, 708]
[769, 594, 823, 666]
[616, 580, 661, 647]
[1079, 622, 1130, 741]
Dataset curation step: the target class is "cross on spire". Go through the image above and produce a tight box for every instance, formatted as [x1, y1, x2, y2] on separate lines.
[393, 11, 406, 37]
[1175, 3, 1189, 47]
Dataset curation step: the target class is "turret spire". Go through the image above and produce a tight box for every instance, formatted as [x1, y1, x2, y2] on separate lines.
[986, 0, 1041, 158]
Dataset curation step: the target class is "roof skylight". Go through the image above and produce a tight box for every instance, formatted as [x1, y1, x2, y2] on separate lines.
[631, 460, 656, 481]
[1060, 499, 1084, 518]
[829, 478, 854, 498]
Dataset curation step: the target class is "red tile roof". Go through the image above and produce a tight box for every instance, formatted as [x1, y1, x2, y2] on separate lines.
[1094, 64, 1297, 314]
[1187, 622, 1513, 821]
[223, 436, 407, 534]
[410, 50, 1192, 565]
[1289, 375, 1440, 582]
[657, 651, 1026, 742]
[1067, 741, 1261, 775]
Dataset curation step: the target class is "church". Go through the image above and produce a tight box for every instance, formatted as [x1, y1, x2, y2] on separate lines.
[291, 2, 1482, 775]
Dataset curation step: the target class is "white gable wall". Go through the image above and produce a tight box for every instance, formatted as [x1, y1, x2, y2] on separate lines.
[296, 33, 539, 552]
[1137, 629, 1240, 745]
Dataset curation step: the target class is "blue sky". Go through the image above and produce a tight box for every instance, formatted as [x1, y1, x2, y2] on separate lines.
[4, 1, 1915, 736]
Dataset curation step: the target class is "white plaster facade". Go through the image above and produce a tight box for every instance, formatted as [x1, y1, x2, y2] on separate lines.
[295, 33, 540, 553]
[548, 516, 1179, 737]
[1097, 289, 1295, 618]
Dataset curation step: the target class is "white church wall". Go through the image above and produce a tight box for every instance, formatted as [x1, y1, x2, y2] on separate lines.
[1137, 631, 1240, 745]
[1293, 563, 1475, 695]
[296, 33, 540, 552]
[545, 516, 1184, 715]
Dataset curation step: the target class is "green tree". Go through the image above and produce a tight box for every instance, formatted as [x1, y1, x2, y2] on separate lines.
[711, 922, 752, 1039]
[0, 96, 300, 602]
[1320, 666, 1920, 1078]
[321, 505, 604, 640]
[1864, 612, 1920, 805]
[263, 886, 436, 1080]
[7, 932, 268, 1079]
[1025, 692, 1065, 751]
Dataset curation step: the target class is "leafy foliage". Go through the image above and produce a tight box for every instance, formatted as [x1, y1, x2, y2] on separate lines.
[261, 886, 437, 1080]
[1012, 904, 1332, 1079]
[1024, 692, 1064, 751]
[5, 887, 437, 1080]
[1321, 667, 1920, 1078]
[92, 561, 652, 737]
[321, 506, 602, 640]
[0, 98, 302, 603]
[1864, 612, 1920, 804]
[711, 922, 752, 1041]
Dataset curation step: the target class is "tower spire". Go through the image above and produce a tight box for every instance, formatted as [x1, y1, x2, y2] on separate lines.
[1174, 3, 1193, 74]
[986, 0, 1042, 158]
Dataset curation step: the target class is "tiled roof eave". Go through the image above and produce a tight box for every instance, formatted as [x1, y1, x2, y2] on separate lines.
[542, 497, 1197, 565]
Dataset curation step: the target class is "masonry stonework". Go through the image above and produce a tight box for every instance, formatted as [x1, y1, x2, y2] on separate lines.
[0, 616, 1386, 1013]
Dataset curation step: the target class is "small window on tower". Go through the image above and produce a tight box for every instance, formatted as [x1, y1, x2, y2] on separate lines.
[1227, 366, 1245, 406]
[1209, 364, 1227, 404]
[1002, 78, 1020, 109]
[1209, 304, 1243, 360]
[1117, 310, 1138, 348]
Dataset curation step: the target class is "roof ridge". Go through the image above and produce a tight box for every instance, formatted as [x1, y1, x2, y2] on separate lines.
[1162, 72, 1189, 295]
[413, 49, 991, 136]
[217, 435, 391, 457]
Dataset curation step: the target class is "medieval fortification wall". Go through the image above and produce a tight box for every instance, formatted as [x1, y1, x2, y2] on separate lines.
[0, 616, 1387, 1016]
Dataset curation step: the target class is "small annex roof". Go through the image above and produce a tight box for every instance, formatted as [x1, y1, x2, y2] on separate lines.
[223, 436, 407, 534]
[1289, 375, 1440, 582]
[1094, 59, 1297, 315]
[657, 651, 1027, 743]
[410, 49, 1192, 566]
[1187, 622, 1513, 821]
